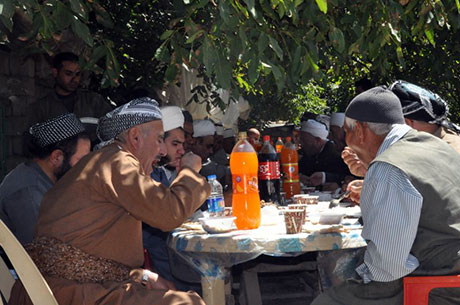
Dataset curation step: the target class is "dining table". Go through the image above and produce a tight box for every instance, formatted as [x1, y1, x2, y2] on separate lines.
[167, 208, 366, 305]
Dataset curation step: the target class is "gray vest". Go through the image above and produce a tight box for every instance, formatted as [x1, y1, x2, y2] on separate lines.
[372, 129, 460, 274]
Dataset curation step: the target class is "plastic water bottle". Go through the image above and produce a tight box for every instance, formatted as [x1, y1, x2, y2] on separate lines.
[206, 175, 225, 216]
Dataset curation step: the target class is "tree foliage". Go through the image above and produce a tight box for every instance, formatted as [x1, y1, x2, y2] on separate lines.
[1, 0, 460, 123]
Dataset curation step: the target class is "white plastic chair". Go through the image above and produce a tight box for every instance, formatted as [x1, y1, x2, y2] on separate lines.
[0, 219, 58, 305]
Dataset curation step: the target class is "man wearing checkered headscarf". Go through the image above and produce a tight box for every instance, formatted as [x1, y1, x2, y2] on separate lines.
[0, 113, 90, 245]
[9, 97, 210, 305]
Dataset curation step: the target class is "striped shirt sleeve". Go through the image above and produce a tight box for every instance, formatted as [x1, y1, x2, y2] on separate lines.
[356, 161, 422, 283]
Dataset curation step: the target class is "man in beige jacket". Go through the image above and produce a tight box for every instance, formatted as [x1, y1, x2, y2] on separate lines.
[9, 97, 210, 305]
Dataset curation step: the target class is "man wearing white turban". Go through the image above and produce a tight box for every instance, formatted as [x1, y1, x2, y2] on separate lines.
[328, 112, 346, 152]
[299, 119, 350, 188]
[145, 106, 201, 292]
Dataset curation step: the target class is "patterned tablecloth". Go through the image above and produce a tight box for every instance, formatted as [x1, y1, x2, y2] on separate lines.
[168, 222, 366, 279]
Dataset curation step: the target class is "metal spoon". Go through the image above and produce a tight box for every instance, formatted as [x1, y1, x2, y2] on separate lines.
[328, 190, 351, 209]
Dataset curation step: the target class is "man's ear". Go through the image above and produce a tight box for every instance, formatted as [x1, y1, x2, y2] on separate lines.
[404, 118, 414, 127]
[52, 68, 58, 78]
[127, 127, 142, 150]
[49, 149, 64, 168]
[356, 122, 366, 144]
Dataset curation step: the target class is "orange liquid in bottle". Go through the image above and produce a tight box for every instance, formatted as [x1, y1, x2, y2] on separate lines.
[230, 135, 261, 230]
[280, 137, 301, 199]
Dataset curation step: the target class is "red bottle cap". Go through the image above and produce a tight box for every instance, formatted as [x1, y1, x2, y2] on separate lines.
[263, 135, 270, 142]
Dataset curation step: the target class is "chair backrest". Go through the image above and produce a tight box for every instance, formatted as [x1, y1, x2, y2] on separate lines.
[0, 219, 58, 305]
[0, 254, 15, 304]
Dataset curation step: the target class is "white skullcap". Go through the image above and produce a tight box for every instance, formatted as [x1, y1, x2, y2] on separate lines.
[193, 120, 216, 137]
[330, 112, 345, 127]
[215, 125, 224, 136]
[316, 114, 330, 130]
[161, 106, 184, 132]
[223, 128, 235, 139]
[301, 119, 329, 140]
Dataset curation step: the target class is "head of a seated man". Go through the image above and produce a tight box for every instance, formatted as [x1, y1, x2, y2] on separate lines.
[97, 97, 166, 175]
[300, 119, 328, 156]
[247, 128, 260, 145]
[191, 120, 216, 161]
[344, 86, 405, 166]
[390, 80, 449, 135]
[158, 106, 186, 170]
[28, 114, 90, 181]
[52, 52, 81, 96]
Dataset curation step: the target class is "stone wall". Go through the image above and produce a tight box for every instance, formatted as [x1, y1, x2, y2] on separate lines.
[0, 51, 53, 181]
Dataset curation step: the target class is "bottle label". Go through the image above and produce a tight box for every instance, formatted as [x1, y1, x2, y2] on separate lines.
[276, 145, 283, 153]
[282, 163, 299, 182]
[233, 174, 259, 194]
[206, 196, 224, 214]
[258, 161, 280, 180]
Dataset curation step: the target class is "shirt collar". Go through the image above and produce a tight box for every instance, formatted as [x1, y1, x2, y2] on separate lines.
[376, 124, 412, 157]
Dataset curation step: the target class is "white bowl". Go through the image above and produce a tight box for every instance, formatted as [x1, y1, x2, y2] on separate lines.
[309, 211, 345, 225]
[199, 216, 236, 234]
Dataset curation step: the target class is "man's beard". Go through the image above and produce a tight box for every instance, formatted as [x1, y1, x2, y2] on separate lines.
[158, 155, 176, 170]
[54, 156, 72, 180]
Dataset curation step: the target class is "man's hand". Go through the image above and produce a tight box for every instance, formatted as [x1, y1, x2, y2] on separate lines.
[180, 152, 202, 172]
[346, 179, 363, 204]
[341, 147, 368, 177]
[142, 270, 176, 290]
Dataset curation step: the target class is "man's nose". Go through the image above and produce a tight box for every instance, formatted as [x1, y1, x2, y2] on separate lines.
[178, 145, 185, 156]
[159, 142, 167, 156]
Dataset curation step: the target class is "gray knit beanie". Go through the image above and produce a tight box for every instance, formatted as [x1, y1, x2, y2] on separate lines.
[345, 86, 405, 124]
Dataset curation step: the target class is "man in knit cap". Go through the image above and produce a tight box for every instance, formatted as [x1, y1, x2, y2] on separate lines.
[312, 87, 460, 305]
[9, 97, 210, 305]
[0, 113, 90, 244]
[298, 119, 350, 188]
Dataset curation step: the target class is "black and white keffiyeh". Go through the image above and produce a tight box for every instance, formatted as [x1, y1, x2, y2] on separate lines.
[29, 113, 86, 147]
[97, 97, 162, 142]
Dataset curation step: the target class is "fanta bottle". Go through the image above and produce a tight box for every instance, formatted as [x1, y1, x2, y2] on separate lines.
[230, 132, 261, 230]
[280, 137, 300, 199]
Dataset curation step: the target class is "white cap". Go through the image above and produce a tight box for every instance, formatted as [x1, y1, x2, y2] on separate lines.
[160, 106, 184, 132]
[193, 120, 216, 137]
[316, 114, 330, 130]
[301, 119, 328, 140]
[223, 128, 235, 139]
[330, 112, 345, 127]
[215, 125, 224, 136]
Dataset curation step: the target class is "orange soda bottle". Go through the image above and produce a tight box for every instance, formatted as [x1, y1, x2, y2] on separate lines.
[275, 137, 284, 154]
[280, 137, 301, 199]
[230, 132, 261, 230]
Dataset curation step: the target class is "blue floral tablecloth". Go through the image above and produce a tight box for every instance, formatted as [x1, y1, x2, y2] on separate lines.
[168, 223, 366, 279]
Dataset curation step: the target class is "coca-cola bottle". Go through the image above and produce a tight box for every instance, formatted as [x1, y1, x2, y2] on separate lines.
[258, 135, 281, 204]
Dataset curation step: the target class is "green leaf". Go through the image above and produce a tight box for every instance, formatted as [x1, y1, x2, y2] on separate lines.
[154, 43, 170, 62]
[55, 2, 73, 30]
[456, 0, 460, 14]
[258, 33, 268, 55]
[268, 61, 285, 92]
[328, 26, 345, 53]
[424, 27, 435, 46]
[160, 30, 175, 40]
[186, 30, 204, 44]
[69, 0, 88, 21]
[88, 45, 107, 67]
[216, 53, 232, 89]
[91, 2, 114, 29]
[396, 46, 405, 66]
[165, 64, 178, 82]
[243, 0, 257, 18]
[305, 51, 319, 72]
[0, 0, 15, 19]
[268, 35, 283, 60]
[71, 18, 93, 46]
[248, 55, 260, 84]
[315, 0, 327, 14]
[239, 27, 248, 46]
